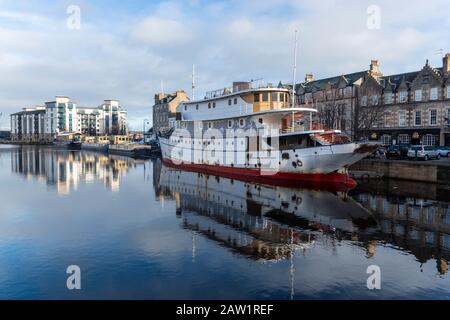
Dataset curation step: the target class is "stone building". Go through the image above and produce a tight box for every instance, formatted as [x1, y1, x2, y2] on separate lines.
[152, 90, 189, 134]
[296, 54, 450, 146]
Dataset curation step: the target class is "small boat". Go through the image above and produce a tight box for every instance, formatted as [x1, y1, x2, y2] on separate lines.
[109, 143, 154, 158]
[53, 140, 82, 150]
[81, 143, 109, 152]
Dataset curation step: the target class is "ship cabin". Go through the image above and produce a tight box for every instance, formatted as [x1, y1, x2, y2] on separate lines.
[170, 81, 348, 149]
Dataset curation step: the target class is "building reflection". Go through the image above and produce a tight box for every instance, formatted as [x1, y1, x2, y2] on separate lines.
[154, 159, 450, 276]
[10, 146, 138, 194]
[351, 181, 450, 276]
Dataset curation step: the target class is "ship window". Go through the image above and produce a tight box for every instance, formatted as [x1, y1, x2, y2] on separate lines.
[196, 104, 199, 110]
[254, 94, 260, 102]
[262, 93, 269, 102]
[258, 118, 263, 124]
[271, 93, 278, 102]
[213, 102, 216, 108]
[239, 119, 245, 127]
[227, 120, 233, 128]
[208, 122, 213, 129]
[228, 99, 232, 105]
[208, 103, 211, 109]
[234, 98, 238, 104]
[184, 105, 187, 111]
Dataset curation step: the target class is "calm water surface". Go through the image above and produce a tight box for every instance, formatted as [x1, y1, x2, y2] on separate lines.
[0, 145, 449, 299]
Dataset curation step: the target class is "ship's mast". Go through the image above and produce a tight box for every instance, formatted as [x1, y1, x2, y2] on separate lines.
[192, 64, 196, 100]
[291, 29, 299, 132]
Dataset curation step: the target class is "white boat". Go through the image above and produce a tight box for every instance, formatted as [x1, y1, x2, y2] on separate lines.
[159, 81, 376, 187]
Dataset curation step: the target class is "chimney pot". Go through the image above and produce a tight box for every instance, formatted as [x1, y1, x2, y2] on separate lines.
[443, 53, 450, 75]
[305, 73, 314, 82]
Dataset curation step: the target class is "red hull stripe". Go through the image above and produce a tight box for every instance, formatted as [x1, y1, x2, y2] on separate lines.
[162, 158, 357, 191]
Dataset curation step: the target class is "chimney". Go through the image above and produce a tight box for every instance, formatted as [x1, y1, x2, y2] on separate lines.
[369, 60, 382, 77]
[443, 53, 450, 75]
[305, 73, 314, 82]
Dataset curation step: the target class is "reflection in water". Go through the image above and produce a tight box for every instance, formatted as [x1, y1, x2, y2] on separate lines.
[10, 146, 140, 194]
[154, 158, 450, 277]
[351, 182, 450, 276]
[1, 146, 449, 299]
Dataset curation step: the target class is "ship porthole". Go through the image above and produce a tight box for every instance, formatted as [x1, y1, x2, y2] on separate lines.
[297, 160, 303, 167]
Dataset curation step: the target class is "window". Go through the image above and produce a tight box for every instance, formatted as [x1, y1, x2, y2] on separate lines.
[384, 92, 392, 104]
[430, 87, 438, 100]
[234, 98, 237, 104]
[227, 120, 233, 128]
[381, 134, 392, 145]
[271, 92, 278, 102]
[258, 118, 263, 124]
[184, 105, 187, 111]
[371, 95, 379, 106]
[239, 118, 245, 127]
[399, 91, 407, 103]
[384, 114, 389, 127]
[213, 102, 216, 108]
[361, 96, 367, 106]
[447, 86, 450, 99]
[228, 99, 232, 106]
[415, 89, 422, 102]
[398, 110, 406, 127]
[208, 103, 211, 109]
[254, 94, 260, 102]
[423, 134, 438, 146]
[398, 134, 410, 144]
[262, 93, 269, 102]
[208, 122, 213, 129]
[414, 110, 422, 126]
[429, 109, 437, 125]
[196, 104, 199, 110]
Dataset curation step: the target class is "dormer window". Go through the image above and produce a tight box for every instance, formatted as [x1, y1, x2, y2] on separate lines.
[414, 89, 422, 102]
[361, 96, 367, 106]
[371, 95, 379, 106]
[384, 92, 392, 104]
[430, 87, 438, 100]
[399, 91, 407, 103]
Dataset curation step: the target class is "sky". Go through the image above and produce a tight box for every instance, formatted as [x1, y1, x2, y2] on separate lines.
[0, 0, 449, 130]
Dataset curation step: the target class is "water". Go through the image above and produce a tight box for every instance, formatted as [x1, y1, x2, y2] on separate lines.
[0, 145, 449, 300]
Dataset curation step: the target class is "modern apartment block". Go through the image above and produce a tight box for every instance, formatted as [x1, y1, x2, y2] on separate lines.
[10, 97, 128, 142]
[152, 90, 189, 134]
[296, 54, 450, 146]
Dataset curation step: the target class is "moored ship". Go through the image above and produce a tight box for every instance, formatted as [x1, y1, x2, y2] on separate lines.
[159, 80, 376, 187]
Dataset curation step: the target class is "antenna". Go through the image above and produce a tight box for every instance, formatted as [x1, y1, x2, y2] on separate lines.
[161, 80, 164, 95]
[192, 64, 196, 100]
[435, 49, 444, 58]
[292, 29, 299, 108]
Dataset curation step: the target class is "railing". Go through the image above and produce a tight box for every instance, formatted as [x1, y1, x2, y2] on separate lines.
[204, 80, 271, 100]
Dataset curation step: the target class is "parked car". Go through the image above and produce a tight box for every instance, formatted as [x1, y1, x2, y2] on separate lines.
[407, 145, 440, 161]
[435, 146, 450, 158]
[386, 145, 409, 159]
[367, 147, 386, 159]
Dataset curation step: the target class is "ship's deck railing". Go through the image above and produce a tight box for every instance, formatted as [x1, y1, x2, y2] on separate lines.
[204, 80, 271, 100]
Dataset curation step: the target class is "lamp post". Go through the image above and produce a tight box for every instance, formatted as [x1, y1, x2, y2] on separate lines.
[143, 118, 150, 143]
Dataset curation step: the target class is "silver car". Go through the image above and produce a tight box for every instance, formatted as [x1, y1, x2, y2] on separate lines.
[407, 145, 440, 161]
[435, 146, 450, 158]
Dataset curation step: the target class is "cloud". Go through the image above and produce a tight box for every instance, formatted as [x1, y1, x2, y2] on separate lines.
[130, 16, 194, 46]
[0, 0, 449, 131]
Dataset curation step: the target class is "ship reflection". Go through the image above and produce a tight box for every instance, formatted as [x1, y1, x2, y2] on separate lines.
[155, 159, 450, 276]
[10, 146, 142, 194]
[154, 159, 377, 262]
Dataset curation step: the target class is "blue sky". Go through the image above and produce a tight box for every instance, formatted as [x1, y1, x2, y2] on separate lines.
[0, 0, 449, 130]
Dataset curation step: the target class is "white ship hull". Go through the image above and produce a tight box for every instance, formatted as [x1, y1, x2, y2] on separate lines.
[160, 136, 375, 187]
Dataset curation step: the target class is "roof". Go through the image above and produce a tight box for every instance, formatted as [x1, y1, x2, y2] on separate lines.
[296, 70, 368, 93]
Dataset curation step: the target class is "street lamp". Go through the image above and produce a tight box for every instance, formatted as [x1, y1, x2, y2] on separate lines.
[143, 119, 150, 143]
